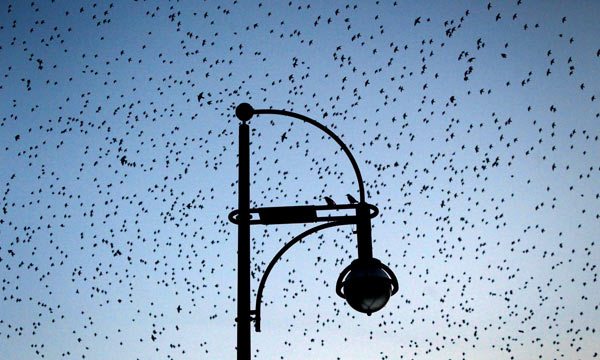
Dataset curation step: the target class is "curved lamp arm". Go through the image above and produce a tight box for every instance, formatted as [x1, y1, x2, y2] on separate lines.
[253, 219, 352, 332]
[236, 103, 366, 204]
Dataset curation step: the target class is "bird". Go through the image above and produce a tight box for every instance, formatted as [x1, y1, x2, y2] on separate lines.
[346, 194, 358, 204]
[324, 196, 336, 206]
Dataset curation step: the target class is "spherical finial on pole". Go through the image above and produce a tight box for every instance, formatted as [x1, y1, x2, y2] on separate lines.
[236, 103, 254, 122]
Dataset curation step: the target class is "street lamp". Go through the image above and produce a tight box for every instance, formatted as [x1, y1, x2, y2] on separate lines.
[229, 103, 398, 359]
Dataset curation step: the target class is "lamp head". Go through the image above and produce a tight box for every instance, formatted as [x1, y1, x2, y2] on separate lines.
[336, 257, 398, 315]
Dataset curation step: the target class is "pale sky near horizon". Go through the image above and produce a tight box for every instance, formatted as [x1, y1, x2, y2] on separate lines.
[1, 1, 599, 359]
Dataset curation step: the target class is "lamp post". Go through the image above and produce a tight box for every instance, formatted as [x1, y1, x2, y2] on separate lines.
[229, 103, 398, 360]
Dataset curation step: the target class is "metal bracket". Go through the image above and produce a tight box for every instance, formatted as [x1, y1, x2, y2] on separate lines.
[228, 203, 378, 225]
[249, 310, 261, 331]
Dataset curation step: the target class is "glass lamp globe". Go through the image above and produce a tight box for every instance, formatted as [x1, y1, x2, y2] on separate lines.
[336, 258, 398, 315]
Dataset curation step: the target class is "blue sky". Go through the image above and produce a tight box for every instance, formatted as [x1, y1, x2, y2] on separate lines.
[1, 1, 599, 359]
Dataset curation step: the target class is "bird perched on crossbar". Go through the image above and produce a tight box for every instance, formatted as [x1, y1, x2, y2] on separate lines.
[346, 194, 358, 204]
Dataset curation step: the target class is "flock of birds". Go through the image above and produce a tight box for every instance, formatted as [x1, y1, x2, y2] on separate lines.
[1, 1, 599, 359]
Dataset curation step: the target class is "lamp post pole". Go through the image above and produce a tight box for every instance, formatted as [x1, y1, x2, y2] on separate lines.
[237, 120, 251, 360]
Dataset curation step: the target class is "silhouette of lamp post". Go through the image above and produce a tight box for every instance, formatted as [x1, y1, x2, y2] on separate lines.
[228, 103, 398, 360]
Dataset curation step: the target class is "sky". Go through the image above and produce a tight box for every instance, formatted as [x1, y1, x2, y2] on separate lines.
[1, 1, 599, 359]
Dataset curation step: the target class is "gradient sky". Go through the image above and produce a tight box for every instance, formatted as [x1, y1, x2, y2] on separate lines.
[1, 1, 599, 359]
